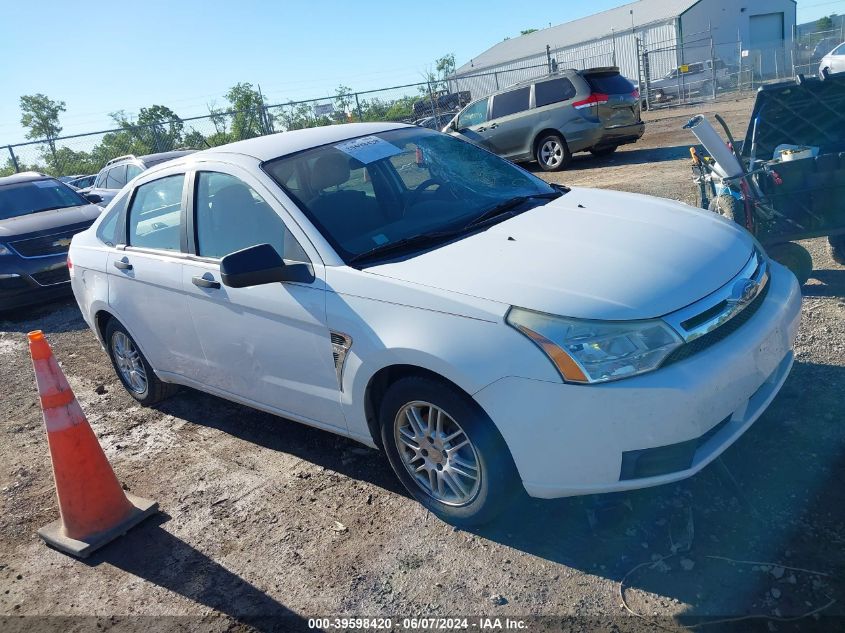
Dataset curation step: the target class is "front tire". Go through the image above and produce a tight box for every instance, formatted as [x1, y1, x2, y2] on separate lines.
[380, 376, 519, 526]
[535, 133, 571, 171]
[828, 234, 845, 265]
[105, 319, 177, 406]
[708, 194, 746, 227]
[767, 242, 813, 286]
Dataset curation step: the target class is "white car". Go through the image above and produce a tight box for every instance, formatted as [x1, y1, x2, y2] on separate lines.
[69, 122, 801, 525]
[819, 41, 845, 77]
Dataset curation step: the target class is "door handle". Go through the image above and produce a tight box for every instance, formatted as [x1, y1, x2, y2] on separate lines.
[192, 275, 221, 289]
[113, 257, 132, 271]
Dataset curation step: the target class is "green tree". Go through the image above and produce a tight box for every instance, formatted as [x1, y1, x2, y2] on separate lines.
[225, 83, 270, 140]
[19, 93, 66, 163]
[419, 54, 456, 95]
[817, 15, 834, 31]
[520, 28, 538, 35]
[333, 85, 354, 123]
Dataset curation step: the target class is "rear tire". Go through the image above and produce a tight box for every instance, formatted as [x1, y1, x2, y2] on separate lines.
[828, 234, 845, 265]
[105, 319, 177, 406]
[535, 133, 571, 171]
[590, 146, 618, 158]
[708, 195, 745, 227]
[767, 242, 813, 286]
[379, 376, 519, 526]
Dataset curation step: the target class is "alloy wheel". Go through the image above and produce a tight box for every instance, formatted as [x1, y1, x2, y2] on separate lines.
[540, 139, 563, 168]
[394, 401, 481, 506]
[112, 331, 148, 394]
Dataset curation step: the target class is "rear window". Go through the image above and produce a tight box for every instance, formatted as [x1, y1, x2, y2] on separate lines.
[535, 78, 577, 107]
[491, 87, 530, 119]
[0, 179, 87, 220]
[583, 72, 635, 95]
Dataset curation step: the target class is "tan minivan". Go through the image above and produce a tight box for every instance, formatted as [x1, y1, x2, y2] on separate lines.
[445, 68, 645, 171]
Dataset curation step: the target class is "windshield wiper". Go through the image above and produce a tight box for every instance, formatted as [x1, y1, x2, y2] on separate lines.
[465, 191, 564, 229]
[347, 229, 462, 265]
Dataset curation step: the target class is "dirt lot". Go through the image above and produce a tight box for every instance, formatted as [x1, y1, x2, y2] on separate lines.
[2, 96, 844, 632]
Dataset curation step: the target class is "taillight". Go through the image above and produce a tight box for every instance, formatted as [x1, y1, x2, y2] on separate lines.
[67, 254, 72, 270]
[573, 93, 609, 110]
[631, 88, 640, 99]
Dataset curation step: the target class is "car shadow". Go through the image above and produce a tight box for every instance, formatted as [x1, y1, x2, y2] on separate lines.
[155, 388, 407, 498]
[0, 297, 89, 334]
[467, 360, 845, 620]
[155, 359, 844, 621]
[525, 144, 693, 174]
[805, 269, 845, 297]
[81, 512, 310, 632]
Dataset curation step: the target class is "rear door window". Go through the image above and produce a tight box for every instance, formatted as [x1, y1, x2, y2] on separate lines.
[584, 73, 635, 95]
[534, 78, 577, 107]
[105, 165, 127, 189]
[126, 164, 143, 181]
[127, 174, 184, 252]
[490, 87, 530, 119]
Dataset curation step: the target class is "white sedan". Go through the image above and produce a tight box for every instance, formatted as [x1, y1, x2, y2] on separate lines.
[69, 122, 801, 525]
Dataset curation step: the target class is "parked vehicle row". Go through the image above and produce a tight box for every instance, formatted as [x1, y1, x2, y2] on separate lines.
[444, 67, 645, 171]
[69, 122, 799, 525]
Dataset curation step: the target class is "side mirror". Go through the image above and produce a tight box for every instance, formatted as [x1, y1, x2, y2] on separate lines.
[220, 243, 313, 288]
[84, 193, 103, 204]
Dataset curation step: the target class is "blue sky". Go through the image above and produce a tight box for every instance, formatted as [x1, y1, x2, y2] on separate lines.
[0, 0, 840, 144]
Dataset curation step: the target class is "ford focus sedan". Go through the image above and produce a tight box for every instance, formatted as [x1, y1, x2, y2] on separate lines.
[69, 122, 801, 525]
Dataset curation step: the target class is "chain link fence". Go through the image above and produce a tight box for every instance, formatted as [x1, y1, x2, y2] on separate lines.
[2, 73, 502, 180]
[4, 22, 844, 180]
[640, 25, 845, 110]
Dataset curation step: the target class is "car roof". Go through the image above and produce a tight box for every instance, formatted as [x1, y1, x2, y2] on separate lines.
[139, 149, 196, 165]
[0, 171, 55, 187]
[199, 122, 409, 162]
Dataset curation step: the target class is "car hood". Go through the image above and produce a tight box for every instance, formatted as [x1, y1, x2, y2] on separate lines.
[0, 203, 102, 239]
[365, 187, 755, 320]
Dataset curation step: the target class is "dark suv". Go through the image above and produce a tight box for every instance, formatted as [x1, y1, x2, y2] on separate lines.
[80, 150, 195, 206]
[446, 67, 644, 171]
[0, 172, 102, 310]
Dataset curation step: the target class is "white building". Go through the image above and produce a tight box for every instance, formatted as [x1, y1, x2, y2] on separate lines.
[451, 0, 797, 96]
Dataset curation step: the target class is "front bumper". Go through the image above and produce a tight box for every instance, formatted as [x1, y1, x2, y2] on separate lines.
[0, 255, 72, 310]
[473, 261, 802, 498]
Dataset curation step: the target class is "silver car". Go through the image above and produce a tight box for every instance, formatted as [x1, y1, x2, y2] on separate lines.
[445, 68, 644, 171]
[819, 41, 845, 77]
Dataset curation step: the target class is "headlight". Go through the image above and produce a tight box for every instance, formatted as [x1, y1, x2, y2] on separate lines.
[0, 244, 11, 256]
[507, 307, 683, 384]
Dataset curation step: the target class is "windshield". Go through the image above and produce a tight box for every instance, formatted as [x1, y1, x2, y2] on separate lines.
[263, 127, 558, 263]
[0, 179, 87, 221]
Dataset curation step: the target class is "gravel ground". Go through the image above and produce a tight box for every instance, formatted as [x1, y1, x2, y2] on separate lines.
[1, 96, 843, 633]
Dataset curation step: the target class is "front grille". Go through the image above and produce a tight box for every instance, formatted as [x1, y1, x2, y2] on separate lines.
[662, 282, 770, 367]
[10, 225, 90, 258]
[32, 267, 70, 286]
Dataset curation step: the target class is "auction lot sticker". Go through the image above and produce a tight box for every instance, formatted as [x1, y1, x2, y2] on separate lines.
[335, 135, 401, 164]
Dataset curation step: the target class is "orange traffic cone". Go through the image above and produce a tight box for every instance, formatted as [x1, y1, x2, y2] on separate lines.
[28, 330, 158, 558]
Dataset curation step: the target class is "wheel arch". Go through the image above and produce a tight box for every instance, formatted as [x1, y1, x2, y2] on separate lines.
[533, 128, 565, 156]
[363, 364, 474, 448]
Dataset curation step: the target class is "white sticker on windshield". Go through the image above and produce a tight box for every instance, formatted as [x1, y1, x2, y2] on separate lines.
[335, 135, 401, 164]
[33, 180, 58, 188]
